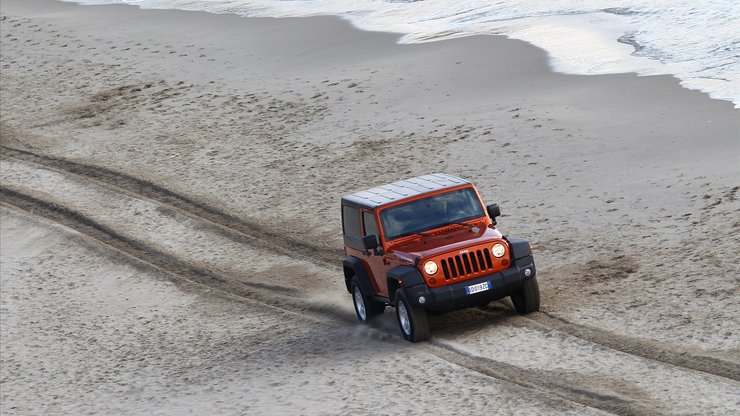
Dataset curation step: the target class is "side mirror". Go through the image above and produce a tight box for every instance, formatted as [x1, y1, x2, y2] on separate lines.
[361, 235, 379, 251]
[486, 203, 501, 222]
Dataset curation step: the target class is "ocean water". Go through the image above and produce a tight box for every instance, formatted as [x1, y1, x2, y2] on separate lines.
[68, 0, 739, 108]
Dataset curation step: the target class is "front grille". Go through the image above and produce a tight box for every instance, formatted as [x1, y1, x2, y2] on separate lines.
[440, 248, 494, 280]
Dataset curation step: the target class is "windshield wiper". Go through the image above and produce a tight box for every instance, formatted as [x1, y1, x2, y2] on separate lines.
[396, 230, 433, 239]
[442, 220, 474, 228]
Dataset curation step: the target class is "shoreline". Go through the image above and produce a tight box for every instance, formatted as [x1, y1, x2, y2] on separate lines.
[7, 0, 738, 108]
[55, 0, 740, 109]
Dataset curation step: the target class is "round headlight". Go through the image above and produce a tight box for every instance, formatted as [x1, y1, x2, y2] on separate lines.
[491, 243, 506, 258]
[423, 260, 438, 275]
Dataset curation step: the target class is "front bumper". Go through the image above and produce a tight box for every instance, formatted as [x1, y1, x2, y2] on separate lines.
[403, 255, 536, 313]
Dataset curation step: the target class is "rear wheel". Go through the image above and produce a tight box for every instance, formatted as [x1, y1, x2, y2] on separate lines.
[395, 289, 430, 342]
[351, 278, 384, 322]
[511, 276, 540, 314]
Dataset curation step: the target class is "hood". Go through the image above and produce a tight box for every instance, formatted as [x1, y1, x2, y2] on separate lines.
[389, 225, 504, 262]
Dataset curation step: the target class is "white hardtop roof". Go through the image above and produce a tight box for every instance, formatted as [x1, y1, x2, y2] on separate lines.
[341, 173, 470, 209]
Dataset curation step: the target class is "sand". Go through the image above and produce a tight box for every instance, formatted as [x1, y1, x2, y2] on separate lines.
[1, 0, 739, 414]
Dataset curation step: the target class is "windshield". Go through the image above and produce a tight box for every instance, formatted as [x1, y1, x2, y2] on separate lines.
[380, 187, 485, 240]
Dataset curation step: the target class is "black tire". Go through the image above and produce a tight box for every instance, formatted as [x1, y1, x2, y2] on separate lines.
[511, 276, 540, 314]
[351, 278, 385, 322]
[395, 289, 430, 342]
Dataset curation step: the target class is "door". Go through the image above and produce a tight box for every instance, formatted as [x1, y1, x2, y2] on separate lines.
[362, 210, 392, 297]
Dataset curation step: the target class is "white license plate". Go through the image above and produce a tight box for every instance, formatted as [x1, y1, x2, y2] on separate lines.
[465, 281, 491, 295]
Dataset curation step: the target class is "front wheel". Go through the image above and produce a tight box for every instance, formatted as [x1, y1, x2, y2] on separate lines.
[511, 276, 540, 314]
[395, 289, 430, 342]
[351, 278, 385, 322]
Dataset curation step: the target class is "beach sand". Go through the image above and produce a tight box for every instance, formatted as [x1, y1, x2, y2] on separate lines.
[1, 0, 739, 414]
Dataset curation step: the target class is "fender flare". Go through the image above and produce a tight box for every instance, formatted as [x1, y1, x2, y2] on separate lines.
[505, 237, 532, 260]
[342, 256, 374, 295]
[386, 265, 426, 303]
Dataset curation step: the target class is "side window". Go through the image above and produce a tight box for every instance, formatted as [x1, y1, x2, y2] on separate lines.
[342, 205, 362, 239]
[363, 211, 379, 239]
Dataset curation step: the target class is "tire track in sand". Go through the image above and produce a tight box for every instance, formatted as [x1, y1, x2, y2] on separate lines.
[2, 144, 737, 384]
[0, 145, 341, 267]
[8, 171, 740, 414]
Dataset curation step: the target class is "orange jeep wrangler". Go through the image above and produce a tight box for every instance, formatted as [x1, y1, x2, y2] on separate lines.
[341, 173, 540, 342]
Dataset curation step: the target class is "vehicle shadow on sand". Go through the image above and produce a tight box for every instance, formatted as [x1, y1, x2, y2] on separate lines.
[427, 300, 521, 339]
[356, 299, 519, 342]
